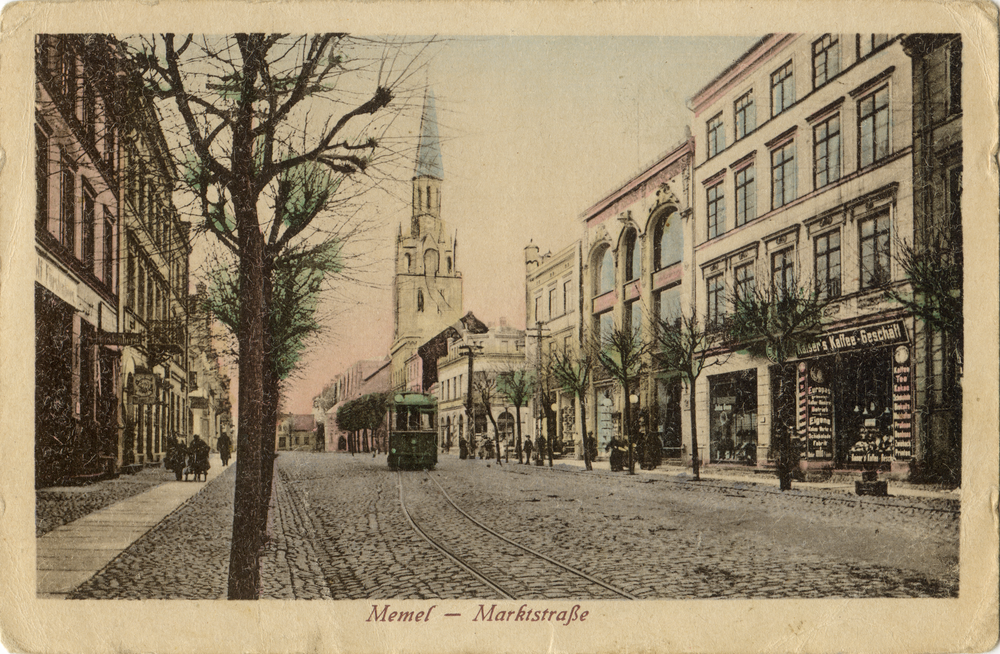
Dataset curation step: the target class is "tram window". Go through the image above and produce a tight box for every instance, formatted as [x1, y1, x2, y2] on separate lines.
[396, 407, 407, 431]
[408, 409, 421, 431]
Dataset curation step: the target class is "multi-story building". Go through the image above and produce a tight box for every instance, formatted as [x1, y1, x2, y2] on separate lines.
[116, 63, 191, 469]
[689, 34, 917, 473]
[579, 138, 694, 456]
[390, 90, 463, 391]
[34, 34, 124, 485]
[187, 283, 232, 453]
[902, 34, 963, 484]
[431, 318, 526, 456]
[322, 358, 389, 452]
[524, 240, 584, 456]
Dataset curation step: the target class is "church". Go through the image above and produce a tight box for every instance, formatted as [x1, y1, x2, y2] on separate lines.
[390, 90, 464, 391]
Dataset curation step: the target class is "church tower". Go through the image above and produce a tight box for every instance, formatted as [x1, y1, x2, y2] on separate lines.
[390, 90, 463, 391]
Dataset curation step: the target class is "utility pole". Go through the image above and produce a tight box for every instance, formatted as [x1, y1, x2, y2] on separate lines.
[528, 320, 551, 466]
[457, 341, 483, 457]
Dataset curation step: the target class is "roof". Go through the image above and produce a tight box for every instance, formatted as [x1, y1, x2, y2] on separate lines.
[289, 414, 316, 432]
[415, 89, 444, 179]
[393, 393, 437, 407]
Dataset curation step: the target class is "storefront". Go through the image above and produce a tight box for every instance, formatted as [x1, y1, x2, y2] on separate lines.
[707, 369, 758, 465]
[655, 377, 683, 459]
[794, 319, 912, 469]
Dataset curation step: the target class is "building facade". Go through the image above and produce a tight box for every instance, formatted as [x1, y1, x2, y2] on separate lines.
[902, 34, 963, 483]
[34, 34, 124, 485]
[276, 414, 318, 451]
[187, 284, 232, 453]
[390, 90, 464, 391]
[433, 320, 527, 457]
[579, 138, 694, 457]
[524, 240, 584, 456]
[322, 358, 389, 452]
[689, 34, 917, 473]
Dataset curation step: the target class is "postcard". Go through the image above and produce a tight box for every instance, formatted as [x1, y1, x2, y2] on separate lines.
[1, 1, 997, 652]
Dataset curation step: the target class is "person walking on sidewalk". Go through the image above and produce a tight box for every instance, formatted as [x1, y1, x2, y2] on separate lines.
[165, 438, 187, 481]
[188, 435, 211, 482]
[217, 432, 232, 467]
[522, 437, 533, 464]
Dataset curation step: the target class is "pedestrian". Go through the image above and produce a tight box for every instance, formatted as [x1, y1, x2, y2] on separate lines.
[606, 437, 624, 472]
[459, 437, 468, 460]
[535, 435, 546, 466]
[217, 432, 232, 467]
[522, 437, 533, 464]
[165, 438, 186, 481]
[188, 434, 211, 482]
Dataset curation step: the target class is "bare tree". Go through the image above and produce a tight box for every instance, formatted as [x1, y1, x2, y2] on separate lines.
[653, 311, 726, 481]
[725, 283, 827, 490]
[551, 339, 598, 471]
[597, 326, 650, 475]
[129, 33, 427, 599]
[472, 371, 504, 466]
[496, 363, 534, 464]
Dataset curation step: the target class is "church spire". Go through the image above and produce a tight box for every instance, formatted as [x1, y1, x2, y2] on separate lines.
[415, 89, 443, 180]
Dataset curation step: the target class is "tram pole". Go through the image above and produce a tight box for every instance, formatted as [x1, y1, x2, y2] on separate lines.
[458, 342, 482, 458]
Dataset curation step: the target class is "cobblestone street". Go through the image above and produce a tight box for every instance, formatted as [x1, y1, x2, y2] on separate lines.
[66, 452, 958, 600]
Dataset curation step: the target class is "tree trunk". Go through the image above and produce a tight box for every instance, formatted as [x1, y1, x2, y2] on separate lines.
[515, 405, 523, 464]
[227, 210, 266, 600]
[624, 377, 635, 474]
[580, 394, 592, 471]
[688, 378, 700, 481]
[259, 270, 278, 542]
[485, 407, 502, 466]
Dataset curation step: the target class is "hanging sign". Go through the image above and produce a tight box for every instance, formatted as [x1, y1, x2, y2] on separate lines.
[94, 332, 145, 347]
[132, 372, 158, 404]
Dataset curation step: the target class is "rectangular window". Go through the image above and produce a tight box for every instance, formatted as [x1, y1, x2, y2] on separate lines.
[707, 181, 725, 239]
[628, 300, 642, 339]
[36, 127, 49, 231]
[771, 61, 795, 117]
[82, 183, 95, 270]
[59, 43, 76, 109]
[707, 113, 725, 158]
[734, 262, 755, 305]
[137, 262, 145, 320]
[860, 212, 891, 289]
[812, 35, 840, 88]
[598, 312, 614, 344]
[707, 275, 726, 328]
[549, 287, 558, 317]
[103, 216, 114, 288]
[534, 295, 542, 323]
[735, 165, 756, 227]
[564, 335, 572, 356]
[813, 114, 841, 189]
[126, 250, 135, 311]
[859, 86, 890, 168]
[858, 34, 889, 58]
[949, 38, 962, 116]
[734, 91, 755, 140]
[563, 279, 572, 314]
[771, 141, 797, 209]
[814, 230, 842, 300]
[59, 162, 75, 252]
[657, 286, 682, 326]
[771, 249, 795, 299]
[82, 81, 96, 145]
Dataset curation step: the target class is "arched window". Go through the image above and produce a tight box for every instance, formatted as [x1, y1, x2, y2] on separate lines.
[424, 249, 439, 276]
[654, 209, 683, 270]
[624, 229, 641, 281]
[427, 185, 432, 209]
[417, 187, 422, 209]
[417, 290, 424, 312]
[446, 256, 452, 273]
[404, 253, 411, 272]
[597, 247, 615, 296]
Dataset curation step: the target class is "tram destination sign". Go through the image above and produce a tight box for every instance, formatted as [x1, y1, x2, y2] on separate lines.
[797, 320, 907, 357]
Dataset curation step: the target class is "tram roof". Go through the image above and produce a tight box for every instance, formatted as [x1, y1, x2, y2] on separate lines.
[393, 393, 437, 408]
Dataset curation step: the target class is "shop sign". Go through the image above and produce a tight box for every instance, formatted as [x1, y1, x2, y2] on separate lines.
[796, 320, 907, 357]
[190, 396, 209, 410]
[94, 331, 145, 347]
[892, 346, 913, 459]
[132, 372, 158, 404]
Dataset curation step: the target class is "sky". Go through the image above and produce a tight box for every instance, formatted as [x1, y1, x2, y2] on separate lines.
[259, 35, 764, 414]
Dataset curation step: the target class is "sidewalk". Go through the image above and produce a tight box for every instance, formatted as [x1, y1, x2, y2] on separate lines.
[455, 451, 960, 502]
[37, 454, 229, 598]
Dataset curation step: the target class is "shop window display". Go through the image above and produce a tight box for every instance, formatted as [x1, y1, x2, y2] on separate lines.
[708, 369, 758, 464]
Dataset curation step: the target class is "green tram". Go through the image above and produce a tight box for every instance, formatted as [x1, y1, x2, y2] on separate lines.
[387, 392, 438, 471]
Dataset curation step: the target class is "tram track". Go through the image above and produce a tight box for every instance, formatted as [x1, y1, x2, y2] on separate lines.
[396, 471, 635, 600]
